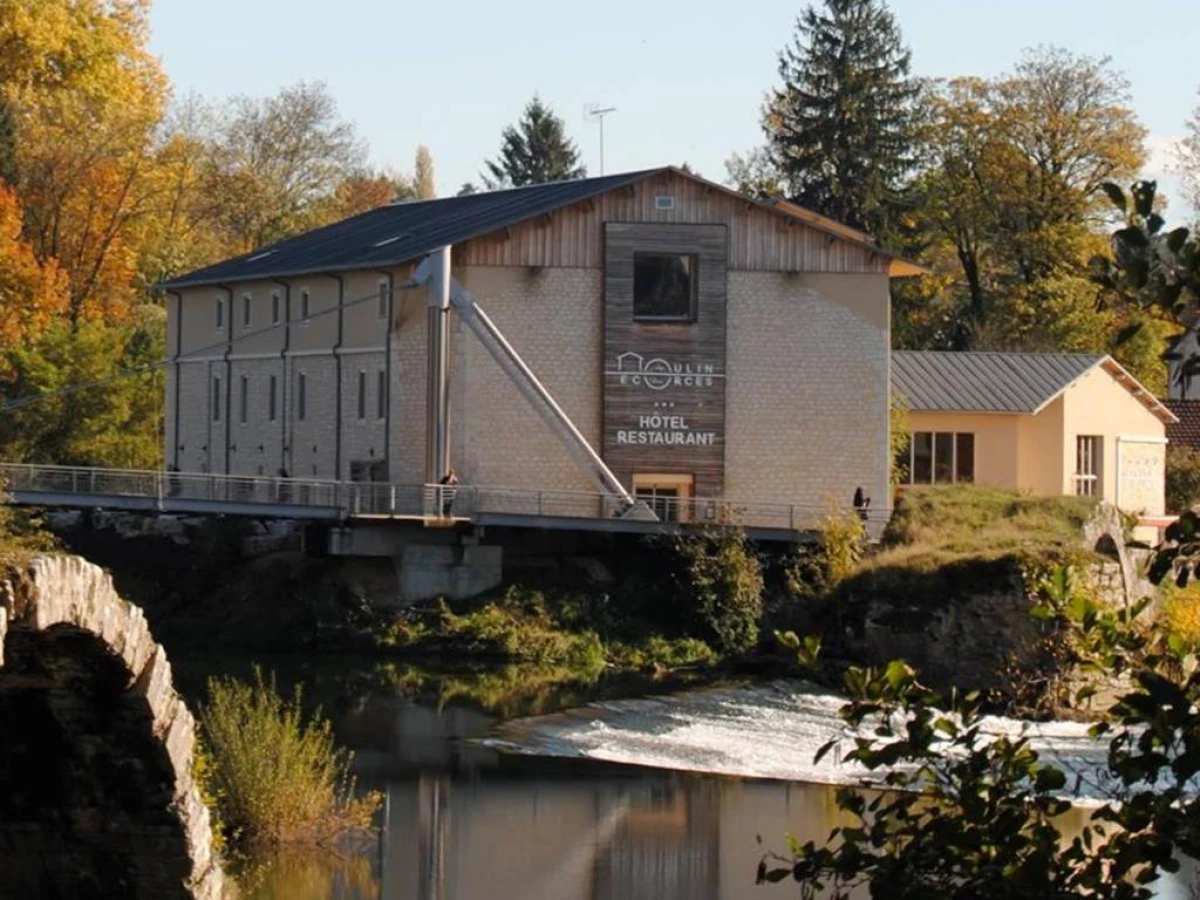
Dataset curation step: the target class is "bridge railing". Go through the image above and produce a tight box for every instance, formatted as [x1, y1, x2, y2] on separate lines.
[1, 462, 890, 531]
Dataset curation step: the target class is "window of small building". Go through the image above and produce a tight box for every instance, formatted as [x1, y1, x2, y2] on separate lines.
[297, 372, 307, 421]
[376, 370, 386, 420]
[242, 293, 252, 328]
[271, 291, 281, 325]
[904, 431, 975, 485]
[299, 289, 310, 322]
[377, 280, 389, 320]
[357, 371, 366, 420]
[212, 376, 221, 421]
[239, 375, 249, 423]
[633, 253, 697, 322]
[1075, 435, 1102, 497]
[215, 296, 225, 331]
[268, 375, 277, 422]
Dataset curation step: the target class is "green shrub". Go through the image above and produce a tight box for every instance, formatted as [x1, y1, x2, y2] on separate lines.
[1166, 444, 1200, 514]
[0, 475, 57, 564]
[1162, 583, 1200, 651]
[197, 668, 380, 847]
[671, 527, 764, 655]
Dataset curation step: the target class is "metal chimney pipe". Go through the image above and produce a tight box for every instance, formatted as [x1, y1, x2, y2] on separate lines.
[424, 246, 452, 484]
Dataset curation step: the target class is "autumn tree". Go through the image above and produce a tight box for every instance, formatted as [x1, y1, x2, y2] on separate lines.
[201, 81, 367, 253]
[1179, 89, 1200, 224]
[1, 0, 169, 326]
[906, 49, 1147, 370]
[483, 96, 585, 188]
[414, 145, 435, 199]
[0, 184, 68, 375]
[761, 0, 921, 237]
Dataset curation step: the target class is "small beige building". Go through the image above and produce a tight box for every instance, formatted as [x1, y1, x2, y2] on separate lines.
[892, 351, 1176, 516]
[159, 167, 922, 532]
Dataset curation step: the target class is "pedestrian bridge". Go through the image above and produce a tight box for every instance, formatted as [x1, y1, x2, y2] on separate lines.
[0, 463, 851, 541]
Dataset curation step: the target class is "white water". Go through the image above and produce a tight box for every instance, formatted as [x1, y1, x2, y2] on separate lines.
[488, 680, 1117, 800]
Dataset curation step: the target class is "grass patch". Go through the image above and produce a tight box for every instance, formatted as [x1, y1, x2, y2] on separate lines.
[877, 484, 1099, 569]
[197, 667, 380, 847]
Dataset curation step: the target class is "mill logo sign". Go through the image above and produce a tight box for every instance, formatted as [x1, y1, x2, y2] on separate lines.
[606, 352, 723, 391]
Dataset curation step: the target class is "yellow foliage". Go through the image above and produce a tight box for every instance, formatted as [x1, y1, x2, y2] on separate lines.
[1162, 585, 1200, 651]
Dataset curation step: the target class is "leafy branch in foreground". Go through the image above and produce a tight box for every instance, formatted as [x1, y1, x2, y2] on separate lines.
[763, 512, 1200, 899]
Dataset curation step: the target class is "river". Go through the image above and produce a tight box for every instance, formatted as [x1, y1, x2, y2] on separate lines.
[173, 657, 1199, 900]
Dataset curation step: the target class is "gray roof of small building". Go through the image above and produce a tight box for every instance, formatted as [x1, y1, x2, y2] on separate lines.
[891, 351, 1107, 414]
[158, 168, 665, 290]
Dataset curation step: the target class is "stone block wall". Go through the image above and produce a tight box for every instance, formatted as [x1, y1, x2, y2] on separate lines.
[0, 555, 224, 899]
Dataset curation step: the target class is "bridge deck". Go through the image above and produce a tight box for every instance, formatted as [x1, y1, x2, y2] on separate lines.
[0, 463, 869, 540]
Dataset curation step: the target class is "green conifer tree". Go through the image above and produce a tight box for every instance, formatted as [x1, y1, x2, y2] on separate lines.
[482, 96, 586, 189]
[764, 0, 920, 236]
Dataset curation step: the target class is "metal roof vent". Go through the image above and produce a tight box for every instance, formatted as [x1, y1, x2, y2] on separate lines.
[654, 195, 675, 211]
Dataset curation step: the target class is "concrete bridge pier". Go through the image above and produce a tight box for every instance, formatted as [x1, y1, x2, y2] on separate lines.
[313, 522, 504, 604]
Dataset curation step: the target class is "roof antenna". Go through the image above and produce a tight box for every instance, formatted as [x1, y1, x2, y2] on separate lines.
[584, 103, 617, 176]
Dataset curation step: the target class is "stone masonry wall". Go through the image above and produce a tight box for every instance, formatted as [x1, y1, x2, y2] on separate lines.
[0, 555, 224, 900]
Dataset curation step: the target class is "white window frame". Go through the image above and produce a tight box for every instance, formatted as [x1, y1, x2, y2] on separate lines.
[298, 287, 311, 325]
[1075, 435, 1102, 497]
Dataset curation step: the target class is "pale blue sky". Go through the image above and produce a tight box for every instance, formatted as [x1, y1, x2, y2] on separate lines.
[150, 0, 1197, 213]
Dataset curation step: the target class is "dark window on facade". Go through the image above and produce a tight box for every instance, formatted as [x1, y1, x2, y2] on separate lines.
[242, 294, 252, 327]
[357, 371, 366, 420]
[215, 297, 224, 330]
[377, 281, 389, 319]
[633, 253, 696, 321]
[376, 370, 386, 420]
[239, 375, 248, 423]
[271, 291, 281, 325]
[268, 375, 277, 422]
[299, 289, 310, 321]
[905, 431, 975, 485]
[297, 373, 307, 421]
[212, 376, 221, 421]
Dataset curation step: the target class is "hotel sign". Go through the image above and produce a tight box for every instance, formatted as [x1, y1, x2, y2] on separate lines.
[602, 223, 728, 497]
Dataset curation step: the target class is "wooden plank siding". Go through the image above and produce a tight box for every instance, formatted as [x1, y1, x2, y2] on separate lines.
[602, 224, 728, 499]
[457, 173, 889, 273]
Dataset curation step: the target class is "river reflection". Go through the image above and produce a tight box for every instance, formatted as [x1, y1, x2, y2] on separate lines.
[173, 659, 1199, 900]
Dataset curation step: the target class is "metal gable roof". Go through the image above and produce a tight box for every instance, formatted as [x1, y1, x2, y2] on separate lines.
[892, 351, 1176, 424]
[157, 168, 665, 290]
[892, 351, 1107, 413]
[157, 166, 925, 291]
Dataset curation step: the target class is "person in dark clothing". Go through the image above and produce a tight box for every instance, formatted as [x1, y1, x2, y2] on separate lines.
[852, 487, 870, 522]
[439, 469, 459, 517]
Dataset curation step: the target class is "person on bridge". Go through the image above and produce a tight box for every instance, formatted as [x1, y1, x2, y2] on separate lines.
[439, 469, 459, 517]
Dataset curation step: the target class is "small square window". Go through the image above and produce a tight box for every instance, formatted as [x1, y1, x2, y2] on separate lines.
[633, 253, 696, 321]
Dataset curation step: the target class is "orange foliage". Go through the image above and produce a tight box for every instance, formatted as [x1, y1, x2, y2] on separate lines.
[0, 183, 68, 362]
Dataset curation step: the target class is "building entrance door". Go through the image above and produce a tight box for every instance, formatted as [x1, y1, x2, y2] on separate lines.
[633, 473, 694, 522]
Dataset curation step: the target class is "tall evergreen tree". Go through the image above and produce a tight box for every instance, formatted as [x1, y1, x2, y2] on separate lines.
[764, 0, 920, 236]
[482, 96, 585, 189]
